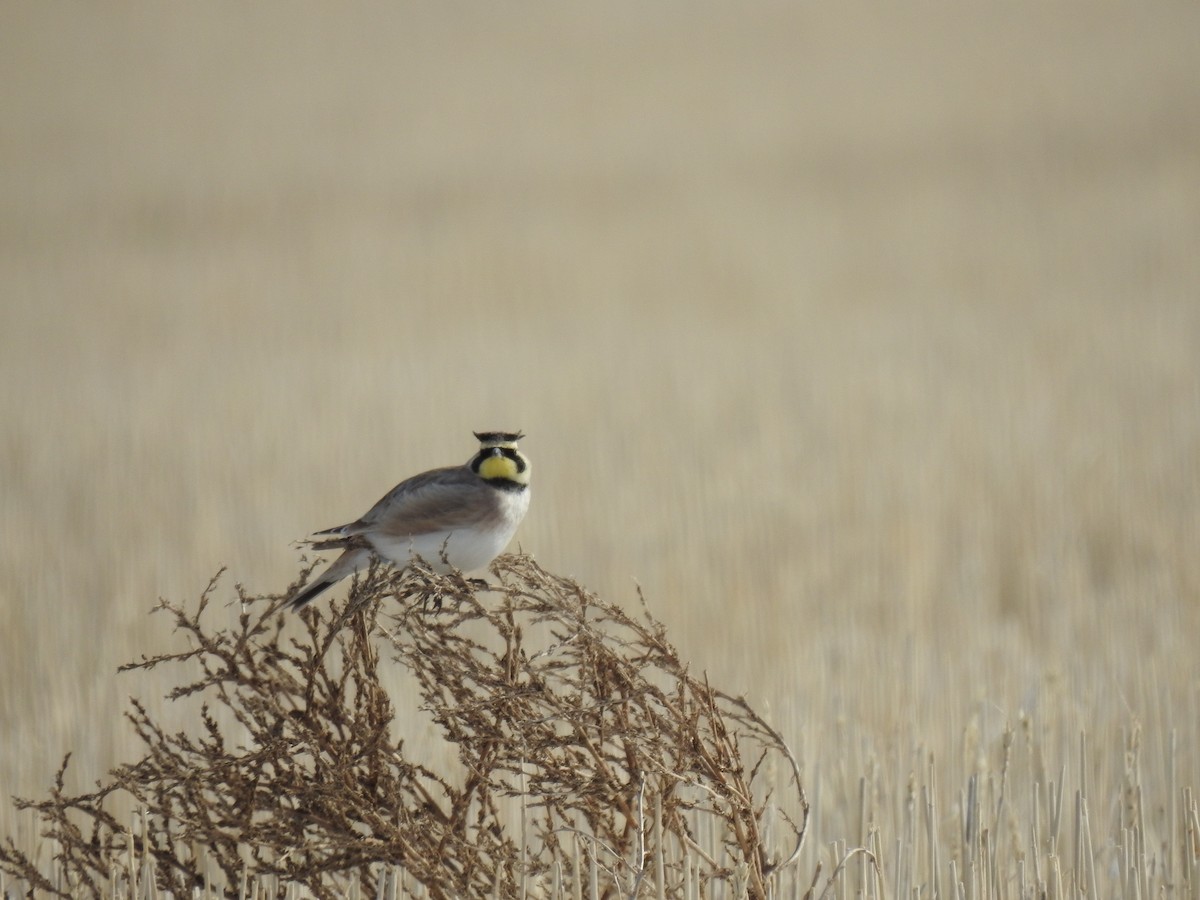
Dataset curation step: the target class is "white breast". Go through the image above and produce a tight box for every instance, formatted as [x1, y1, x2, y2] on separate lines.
[369, 487, 529, 574]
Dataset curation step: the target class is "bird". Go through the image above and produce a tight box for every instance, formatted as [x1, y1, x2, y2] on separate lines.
[288, 431, 531, 609]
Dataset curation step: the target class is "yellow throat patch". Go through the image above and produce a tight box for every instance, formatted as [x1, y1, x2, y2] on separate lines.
[478, 454, 519, 482]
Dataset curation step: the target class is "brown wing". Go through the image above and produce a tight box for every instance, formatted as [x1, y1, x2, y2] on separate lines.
[327, 465, 495, 539]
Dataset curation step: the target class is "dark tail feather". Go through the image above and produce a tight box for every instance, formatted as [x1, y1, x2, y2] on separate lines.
[288, 578, 334, 610]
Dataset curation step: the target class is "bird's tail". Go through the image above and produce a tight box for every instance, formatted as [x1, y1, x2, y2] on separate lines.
[288, 577, 337, 610]
[288, 545, 372, 610]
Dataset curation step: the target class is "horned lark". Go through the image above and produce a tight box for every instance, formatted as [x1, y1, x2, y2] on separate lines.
[288, 431, 530, 609]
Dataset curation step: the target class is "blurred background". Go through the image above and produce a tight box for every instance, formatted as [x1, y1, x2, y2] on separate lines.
[2, 2, 1198, 856]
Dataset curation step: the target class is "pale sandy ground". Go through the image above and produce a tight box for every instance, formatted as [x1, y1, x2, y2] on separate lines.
[2, 2, 1198, 889]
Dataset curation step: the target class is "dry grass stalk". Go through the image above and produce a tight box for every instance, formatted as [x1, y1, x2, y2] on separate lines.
[0, 555, 807, 899]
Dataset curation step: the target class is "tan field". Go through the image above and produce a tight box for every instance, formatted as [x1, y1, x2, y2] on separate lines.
[2, 3, 1199, 894]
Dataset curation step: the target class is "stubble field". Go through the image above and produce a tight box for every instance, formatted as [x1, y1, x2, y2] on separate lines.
[2, 4, 1198, 894]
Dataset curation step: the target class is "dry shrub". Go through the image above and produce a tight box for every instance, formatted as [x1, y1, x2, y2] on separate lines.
[0, 555, 807, 898]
